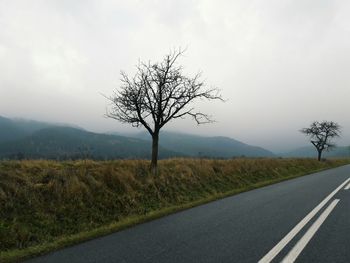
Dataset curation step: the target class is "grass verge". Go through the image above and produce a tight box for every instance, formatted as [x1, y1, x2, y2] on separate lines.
[0, 158, 349, 262]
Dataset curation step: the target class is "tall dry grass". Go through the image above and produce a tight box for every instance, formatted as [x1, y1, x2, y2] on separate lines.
[0, 158, 348, 252]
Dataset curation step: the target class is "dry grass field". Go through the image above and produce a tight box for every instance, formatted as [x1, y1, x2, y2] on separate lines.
[0, 158, 349, 261]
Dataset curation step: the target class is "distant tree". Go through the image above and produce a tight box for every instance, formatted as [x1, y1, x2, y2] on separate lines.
[301, 121, 341, 161]
[106, 49, 223, 174]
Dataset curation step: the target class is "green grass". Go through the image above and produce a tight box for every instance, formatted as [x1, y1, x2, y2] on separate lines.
[0, 158, 349, 262]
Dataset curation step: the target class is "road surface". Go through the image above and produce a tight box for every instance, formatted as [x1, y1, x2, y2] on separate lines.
[26, 164, 350, 263]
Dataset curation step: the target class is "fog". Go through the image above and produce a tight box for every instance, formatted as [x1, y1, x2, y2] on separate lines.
[1, 0, 350, 152]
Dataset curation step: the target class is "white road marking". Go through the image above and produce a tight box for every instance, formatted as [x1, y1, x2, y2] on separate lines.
[259, 177, 350, 263]
[281, 199, 340, 263]
[344, 182, 350, 190]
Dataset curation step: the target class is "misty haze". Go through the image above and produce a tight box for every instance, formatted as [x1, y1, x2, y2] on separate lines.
[1, 1, 350, 263]
[1, 0, 350, 153]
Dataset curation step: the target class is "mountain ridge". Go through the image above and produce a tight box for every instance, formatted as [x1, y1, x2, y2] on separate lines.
[0, 117, 179, 160]
[4, 115, 348, 160]
[131, 130, 275, 158]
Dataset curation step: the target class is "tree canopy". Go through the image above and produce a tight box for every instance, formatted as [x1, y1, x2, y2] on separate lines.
[106, 50, 223, 173]
[301, 121, 341, 161]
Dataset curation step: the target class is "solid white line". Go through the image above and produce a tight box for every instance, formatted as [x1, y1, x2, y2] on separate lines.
[281, 199, 340, 263]
[344, 182, 350, 190]
[258, 177, 350, 263]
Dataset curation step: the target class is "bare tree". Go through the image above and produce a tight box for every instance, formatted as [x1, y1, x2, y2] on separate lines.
[301, 121, 341, 161]
[106, 50, 223, 174]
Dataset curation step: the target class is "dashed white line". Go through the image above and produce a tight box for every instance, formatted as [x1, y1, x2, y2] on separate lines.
[259, 177, 350, 263]
[344, 182, 350, 190]
[281, 199, 340, 263]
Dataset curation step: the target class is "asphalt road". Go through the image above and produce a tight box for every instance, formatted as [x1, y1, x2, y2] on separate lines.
[26, 165, 350, 263]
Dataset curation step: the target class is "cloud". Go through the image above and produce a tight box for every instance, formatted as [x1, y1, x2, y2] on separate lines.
[0, 0, 349, 151]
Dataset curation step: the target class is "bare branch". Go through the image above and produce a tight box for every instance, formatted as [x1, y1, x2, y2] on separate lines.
[105, 49, 224, 172]
[301, 121, 341, 160]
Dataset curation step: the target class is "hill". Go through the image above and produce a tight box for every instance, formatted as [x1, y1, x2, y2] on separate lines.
[0, 116, 274, 159]
[0, 117, 179, 160]
[0, 116, 76, 143]
[0, 116, 29, 143]
[132, 131, 275, 158]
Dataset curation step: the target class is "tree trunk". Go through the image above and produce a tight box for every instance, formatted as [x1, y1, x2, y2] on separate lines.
[150, 133, 159, 175]
[317, 150, 322, 161]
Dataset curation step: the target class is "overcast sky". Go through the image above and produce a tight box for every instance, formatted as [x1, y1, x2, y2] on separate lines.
[0, 0, 349, 152]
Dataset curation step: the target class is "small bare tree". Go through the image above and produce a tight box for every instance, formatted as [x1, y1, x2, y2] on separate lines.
[106, 50, 223, 174]
[301, 121, 341, 161]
